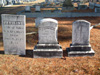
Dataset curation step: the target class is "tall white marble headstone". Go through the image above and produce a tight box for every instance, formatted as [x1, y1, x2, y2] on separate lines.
[33, 18, 63, 58]
[2, 14, 26, 55]
[67, 20, 95, 57]
[39, 18, 58, 44]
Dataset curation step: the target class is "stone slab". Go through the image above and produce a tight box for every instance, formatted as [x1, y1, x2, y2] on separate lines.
[2, 14, 26, 55]
[35, 44, 61, 49]
[67, 48, 95, 57]
[70, 44, 91, 51]
[33, 46, 63, 58]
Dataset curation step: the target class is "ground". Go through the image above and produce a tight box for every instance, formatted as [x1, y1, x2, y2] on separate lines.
[0, 1, 100, 75]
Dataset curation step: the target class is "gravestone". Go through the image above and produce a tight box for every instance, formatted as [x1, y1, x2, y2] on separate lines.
[2, 14, 26, 55]
[89, 2, 94, 9]
[35, 17, 44, 28]
[33, 18, 63, 58]
[78, 4, 87, 10]
[35, 5, 40, 12]
[62, 0, 74, 10]
[25, 6, 31, 12]
[67, 20, 95, 57]
[95, 8, 100, 13]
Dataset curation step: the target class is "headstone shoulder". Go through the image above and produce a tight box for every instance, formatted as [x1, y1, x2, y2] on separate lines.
[39, 18, 58, 27]
[73, 20, 91, 26]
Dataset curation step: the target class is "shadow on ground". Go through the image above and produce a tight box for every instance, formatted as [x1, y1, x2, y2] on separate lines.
[0, 49, 68, 58]
[0, 50, 4, 54]
[20, 49, 33, 58]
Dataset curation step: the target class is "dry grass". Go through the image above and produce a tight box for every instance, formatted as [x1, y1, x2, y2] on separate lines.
[0, 2, 100, 75]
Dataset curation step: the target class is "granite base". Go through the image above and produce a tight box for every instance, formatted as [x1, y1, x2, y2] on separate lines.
[33, 44, 63, 58]
[67, 44, 95, 57]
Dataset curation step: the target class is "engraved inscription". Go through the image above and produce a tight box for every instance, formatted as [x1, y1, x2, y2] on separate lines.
[2, 14, 26, 55]
[39, 19, 58, 44]
[3, 21, 24, 25]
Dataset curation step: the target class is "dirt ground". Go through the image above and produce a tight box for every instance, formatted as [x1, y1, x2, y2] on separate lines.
[0, 1, 100, 75]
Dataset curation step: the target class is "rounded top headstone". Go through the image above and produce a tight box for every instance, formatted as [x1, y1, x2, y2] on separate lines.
[72, 20, 91, 45]
[40, 18, 58, 24]
[73, 20, 91, 26]
[38, 18, 58, 44]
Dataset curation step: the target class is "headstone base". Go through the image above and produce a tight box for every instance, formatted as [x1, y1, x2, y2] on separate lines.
[33, 44, 63, 58]
[67, 44, 95, 57]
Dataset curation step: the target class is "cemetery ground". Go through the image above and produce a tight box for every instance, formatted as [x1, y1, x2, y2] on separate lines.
[0, 2, 100, 75]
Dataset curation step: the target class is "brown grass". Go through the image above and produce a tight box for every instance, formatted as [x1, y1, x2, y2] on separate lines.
[0, 2, 100, 75]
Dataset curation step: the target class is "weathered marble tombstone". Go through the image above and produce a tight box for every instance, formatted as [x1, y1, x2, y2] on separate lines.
[35, 17, 44, 28]
[95, 8, 100, 13]
[67, 20, 95, 57]
[25, 6, 31, 12]
[89, 2, 95, 9]
[35, 5, 41, 12]
[33, 18, 63, 58]
[2, 14, 26, 55]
